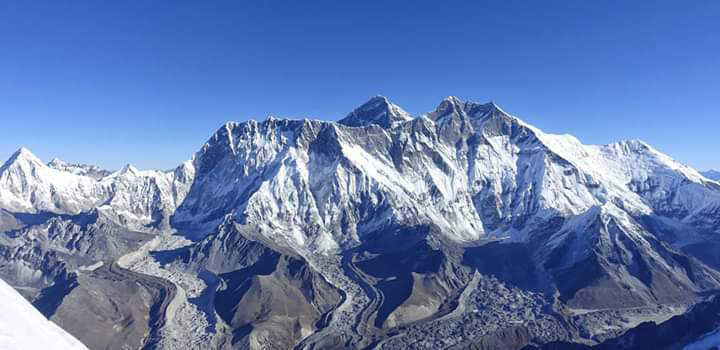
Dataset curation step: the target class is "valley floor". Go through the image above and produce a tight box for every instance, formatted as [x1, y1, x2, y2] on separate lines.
[117, 234, 224, 349]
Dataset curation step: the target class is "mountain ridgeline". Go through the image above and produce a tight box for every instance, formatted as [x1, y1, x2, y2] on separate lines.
[1, 96, 720, 349]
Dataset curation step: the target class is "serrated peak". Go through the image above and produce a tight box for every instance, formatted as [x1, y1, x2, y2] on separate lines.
[430, 97, 510, 122]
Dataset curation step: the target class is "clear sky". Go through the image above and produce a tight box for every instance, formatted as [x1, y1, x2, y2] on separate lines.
[1, 1, 718, 171]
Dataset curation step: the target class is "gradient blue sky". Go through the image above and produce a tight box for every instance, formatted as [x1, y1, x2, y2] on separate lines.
[1, 1, 718, 170]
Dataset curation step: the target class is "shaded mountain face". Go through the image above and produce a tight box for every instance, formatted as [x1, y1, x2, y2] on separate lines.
[1, 96, 720, 349]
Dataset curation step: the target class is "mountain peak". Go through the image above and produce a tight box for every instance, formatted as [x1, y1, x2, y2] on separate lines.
[47, 158, 67, 167]
[608, 139, 653, 154]
[487, 100, 503, 110]
[2, 147, 44, 170]
[368, 95, 390, 103]
[429, 97, 508, 123]
[434, 96, 464, 112]
[13, 147, 40, 160]
[117, 163, 139, 176]
[442, 95, 462, 104]
[338, 95, 412, 128]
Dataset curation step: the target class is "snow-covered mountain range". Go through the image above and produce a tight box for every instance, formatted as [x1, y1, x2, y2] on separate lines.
[0, 148, 194, 231]
[1, 96, 720, 349]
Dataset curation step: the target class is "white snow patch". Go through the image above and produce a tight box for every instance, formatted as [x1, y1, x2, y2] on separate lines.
[0, 277, 88, 350]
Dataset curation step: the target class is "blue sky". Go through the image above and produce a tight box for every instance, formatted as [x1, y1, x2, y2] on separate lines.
[1, 1, 718, 170]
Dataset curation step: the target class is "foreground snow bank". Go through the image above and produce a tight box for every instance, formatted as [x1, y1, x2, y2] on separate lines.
[0, 278, 88, 350]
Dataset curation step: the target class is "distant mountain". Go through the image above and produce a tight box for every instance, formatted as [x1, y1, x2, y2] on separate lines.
[702, 169, 720, 181]
[0, 277, 87, 350]
[1, 96, 720, 349]
[0, 147, 194, 231]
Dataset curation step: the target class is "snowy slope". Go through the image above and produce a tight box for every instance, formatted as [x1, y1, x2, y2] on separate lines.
[0, 277, 88, 350]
